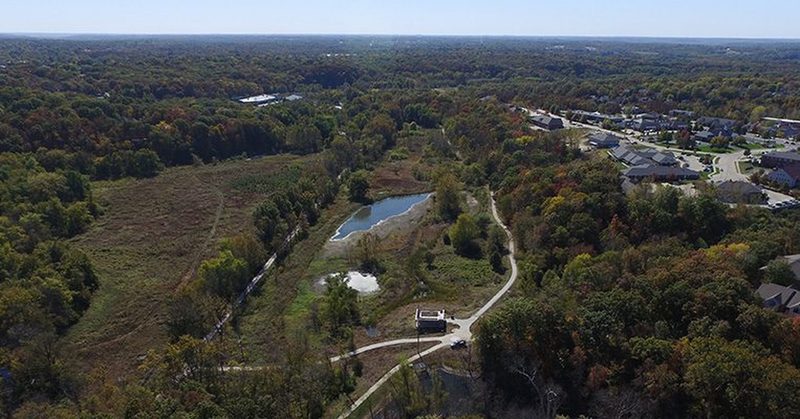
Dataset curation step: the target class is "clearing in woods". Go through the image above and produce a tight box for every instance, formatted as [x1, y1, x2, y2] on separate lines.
[63, 154, 315, 377]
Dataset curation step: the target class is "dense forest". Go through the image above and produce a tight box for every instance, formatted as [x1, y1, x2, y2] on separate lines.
[452, 100, 800, 417]
[2, 35, 800, 417]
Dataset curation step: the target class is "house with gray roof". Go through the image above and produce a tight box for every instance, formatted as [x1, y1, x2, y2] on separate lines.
[611, 144, 678, 167]
[757, 283, 800, 316]
[767, 166, 800, 188]
[693, 131, 716, 143]
[650, 152, 677, 166]
[571, 110, 625, 125]
[623, 166, 700, 183]
[761, 151, 800, 169]
[631, 118, 660, 132]
[611, 145, 651, 166]
[715, 180, 766, 204]
[531, 115, 564, 131]
[777, 254, 800, 281]
[697, 116, 737, 131]
[588, 133, 622, 148]
[670, 109, 695, 119]
[611, 144, 678, 166]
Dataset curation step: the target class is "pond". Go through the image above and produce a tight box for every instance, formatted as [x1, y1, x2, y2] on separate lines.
[331, 192, 432, 241]
[317, 271, 380, 294]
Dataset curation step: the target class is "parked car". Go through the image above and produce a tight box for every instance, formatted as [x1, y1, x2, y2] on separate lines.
[450, 337, 467, 350]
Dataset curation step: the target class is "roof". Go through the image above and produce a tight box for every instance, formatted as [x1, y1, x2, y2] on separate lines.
[415, 308, 446, 321]
[781, 254, 800, 280]
[633, 119, 659, 129]
[623, 165, 699, 179]
[651, 152, 677, 165]
[532, 115, 561, 125]
[572, 110, 620, 120]
[767, 168, 798, 186]
[716, 180, 762, 195]
[588, 133, 622, 146]
[239, 94, 277, 104]
[612, 146, 653, 166]
[763, 117, 800, 125]
[715, 180, 764, 203]
[635, 113, 660, 120]
[694, 131, 716, 140]
[783, 164, 800, 180]
[698, 116, 737, 128]
[612, 145, 677, 167]
[757, 283, 800, 308]
[762, 151, 800, 163]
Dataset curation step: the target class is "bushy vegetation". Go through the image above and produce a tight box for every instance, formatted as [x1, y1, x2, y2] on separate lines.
[0, 154, 98, 411]
[448, 102, 800, 417]
[5, 35, 800, 417]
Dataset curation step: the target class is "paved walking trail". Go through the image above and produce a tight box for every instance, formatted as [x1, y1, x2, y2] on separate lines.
[333, 192, 518, 418]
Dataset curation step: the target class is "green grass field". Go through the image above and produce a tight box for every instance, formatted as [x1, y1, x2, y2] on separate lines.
[737, 160, 756, 175]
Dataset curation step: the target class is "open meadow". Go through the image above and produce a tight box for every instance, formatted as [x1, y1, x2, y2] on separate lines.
[63, 155, 313, 376]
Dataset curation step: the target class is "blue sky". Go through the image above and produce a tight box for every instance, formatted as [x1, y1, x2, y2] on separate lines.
[3, 0, 800, 38]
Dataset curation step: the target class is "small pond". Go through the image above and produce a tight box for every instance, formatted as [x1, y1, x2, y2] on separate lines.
[331, 192, 432, 241]
[317, 271, 380, 294]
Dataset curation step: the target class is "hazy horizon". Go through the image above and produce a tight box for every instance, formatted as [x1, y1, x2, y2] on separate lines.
[4, 33, 800, 42]
[4, 0, 800, 39]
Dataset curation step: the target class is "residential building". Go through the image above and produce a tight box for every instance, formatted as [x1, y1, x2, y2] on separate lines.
[635, 112, 660, 120]
[650, 152, 677, 166]
[761, 151, 800, 169]
[766, 164, 800, 188]
[622, 166, 700, 183]
[631, 118, 660, 132]
[757, 283, 800, 316]
[714, 180, 766, 204]
[693, 131, 716, 143]
[415, 308, 447, 333]
[569, 110, 626, 127]
[697, 116, 737, 132]
[588, 133, 622, 148]
[611, 144, 677, 167]
[670, 109, 696, 119]
[776, 254, 800, 281]
[611, 145, 653, 166]
[238, 94, 278, 104]
[531, 115, 564, 130]
[668, 119, 689, 131]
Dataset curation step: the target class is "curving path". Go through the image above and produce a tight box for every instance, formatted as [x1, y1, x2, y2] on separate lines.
[333, 191, 518, 418]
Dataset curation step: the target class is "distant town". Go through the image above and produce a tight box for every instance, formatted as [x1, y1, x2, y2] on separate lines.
[523, 105, 800, 210]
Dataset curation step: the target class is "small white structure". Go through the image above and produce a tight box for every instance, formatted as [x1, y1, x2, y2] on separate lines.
[238, 94, 277, 104]
[415, 308, 446, 333]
